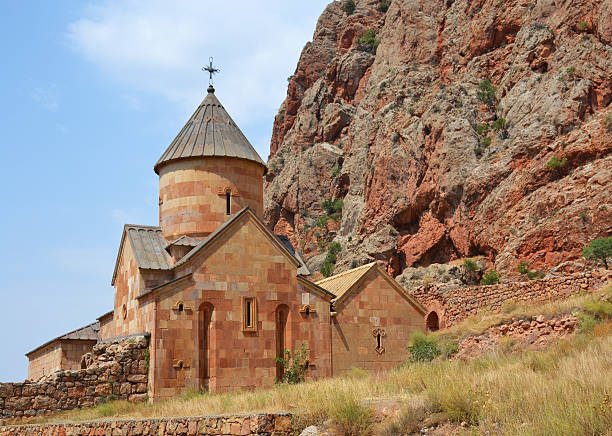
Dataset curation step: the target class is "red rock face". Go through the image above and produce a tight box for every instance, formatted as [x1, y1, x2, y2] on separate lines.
[264, 0, 612, 278]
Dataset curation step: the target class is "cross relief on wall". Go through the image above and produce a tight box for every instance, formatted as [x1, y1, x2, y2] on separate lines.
[372, 328, 386, 354]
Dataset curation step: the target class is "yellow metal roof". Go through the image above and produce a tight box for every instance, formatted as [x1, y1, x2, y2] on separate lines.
[315, 262, 377, 300]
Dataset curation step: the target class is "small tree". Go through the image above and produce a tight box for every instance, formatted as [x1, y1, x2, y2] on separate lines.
[477, 79, 497, 105]
[481, 269, 500, 285]
[356, 29, 379, 53]
[583, 237, 612, 269]
[546, 155, 567, 171]
[275, 344, 309, 384]
[344, 0, 356, 15]
[463, 259, 479, 272]
[377, 1, 390, 12]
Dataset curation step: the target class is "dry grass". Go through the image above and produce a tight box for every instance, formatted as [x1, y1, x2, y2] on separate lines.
[13, 283, 612, 435]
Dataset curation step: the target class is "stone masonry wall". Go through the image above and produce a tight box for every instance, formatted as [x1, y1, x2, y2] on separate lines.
[0, 335, 149, 419]
[0, 413, 294, 436]
[411, 270, 611, 328]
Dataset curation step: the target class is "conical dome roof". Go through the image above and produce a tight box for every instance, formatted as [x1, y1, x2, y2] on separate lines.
[154, 86, 266, 174]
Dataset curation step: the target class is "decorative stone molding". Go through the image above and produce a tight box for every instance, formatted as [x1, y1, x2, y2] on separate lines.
[299, 304, 316, 314]
[217, 187, 240, 197]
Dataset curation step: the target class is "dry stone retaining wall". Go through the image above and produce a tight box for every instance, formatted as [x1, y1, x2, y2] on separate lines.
[0, 413, 294, 436]
[411, 270, 611, 328]
[0, 335, 149, 419]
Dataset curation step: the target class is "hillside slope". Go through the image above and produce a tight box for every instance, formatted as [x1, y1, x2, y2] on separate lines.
[264, 0, 612, 278]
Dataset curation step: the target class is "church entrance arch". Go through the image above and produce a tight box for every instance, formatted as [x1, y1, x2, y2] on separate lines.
[275, 304, 289, 381]
[198, 302, 214, 390]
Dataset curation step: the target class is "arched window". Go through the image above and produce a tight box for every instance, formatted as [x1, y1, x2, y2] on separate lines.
[225, 191, 231, 215]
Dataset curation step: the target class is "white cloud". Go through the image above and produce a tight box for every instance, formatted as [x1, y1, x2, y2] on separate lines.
[55, 123, 69, 133]
[66, 0, 330, 157]
[111, 208, 149, 225]
[30, 84, 59, 111]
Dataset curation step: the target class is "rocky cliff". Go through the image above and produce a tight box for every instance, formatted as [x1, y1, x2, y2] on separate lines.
[264, 0, 612, 279]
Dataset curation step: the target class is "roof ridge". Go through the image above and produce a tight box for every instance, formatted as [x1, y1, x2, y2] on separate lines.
[124, 224, 161, 230]
[154, 90, 266, 174]
[315, 262, 376, 284]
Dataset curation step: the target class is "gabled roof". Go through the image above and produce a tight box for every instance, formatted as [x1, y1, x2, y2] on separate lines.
[111, 225, 173, 285]
[26, 322, 100, 357]
[166, 235, 201, 249]
[316, 262, 428, 314]
[316, 262, 377, 300]
[173, 206, 302, 270]
[154, 86, 267, 174]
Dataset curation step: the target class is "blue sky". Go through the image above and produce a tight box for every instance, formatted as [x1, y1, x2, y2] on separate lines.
[0, 0, 330, 382]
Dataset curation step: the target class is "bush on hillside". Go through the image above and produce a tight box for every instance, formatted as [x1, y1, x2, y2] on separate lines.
[477, 79, 497, 105]
[480, 269, 500, 285]
[344, 0, 356, 15]
[546, 155, 567, 171]
[408, 331, 441, 363]
[463, 259, 479, 272]
[356, 29, 379, 53]
[583, 237, 612, 269]
[377, 1, 390, 13]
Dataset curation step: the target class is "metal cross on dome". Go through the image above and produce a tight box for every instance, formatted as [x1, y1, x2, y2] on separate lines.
[202, 57, 220, 85]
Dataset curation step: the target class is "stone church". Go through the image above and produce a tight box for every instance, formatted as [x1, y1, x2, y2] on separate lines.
[25, 84, 427, 400]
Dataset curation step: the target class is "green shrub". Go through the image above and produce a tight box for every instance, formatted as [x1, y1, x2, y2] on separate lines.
[566, 66, 576, 77]
[578, 20, 587, 31]
[275, 343, 309, 384]
[518, 261, 539, 279]
[331, 166, 341, 177]
[475, 123, 489, 135]
[391, 131, 400, 142]
[329, 392, 374, 436]
[443, 341, 459, 358]
[577, 312, 597, 332]
[322, 198, 344, 215]
[316, 215, 328, 229]
[480, 269, 500, 285]
[377, 1, 390, 13]
[477, 79, 497, 105]
[584, 300, 612, 319]
[320, 241, 342, 277]
[582, 237, 612, 269]
[482, 136, 492, 147]
[604, 114, 612, 129]
[463, 259, 479, 272]
[356, 29, 379, 53]
[351, 260, 358, 269]
[546, 155, 567, 171]
[344, 0, 356, 15]
[407, 331, 441, 363]
[491, 117, 506, 131]
[320, 262, 334, 277]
